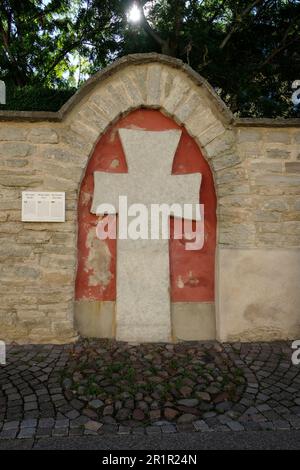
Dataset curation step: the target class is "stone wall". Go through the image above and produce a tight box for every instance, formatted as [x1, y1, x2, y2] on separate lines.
[217, 126, 300, 341]
[0, 53, 299, 343]
[0, 123, 77, 343]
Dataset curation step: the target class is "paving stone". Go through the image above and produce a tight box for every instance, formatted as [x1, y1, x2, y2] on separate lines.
[216, 401, 231, 413]
[54, 418, 69, 428]
[289, 417, 300, 429]
[161, 424, 177, 433]
[52, 427, 69, 437]
[132, 409, 145, 421]
[153, 420, 172, 426]
[132, 427, 145, 435]
[176, 423, 194, 433]
[203, 411, 217, 419]
[194, 420, 210, 432]
[164, 408, 179, 420]
[118, 425, 131, 435]
[3, 421, 19, 430]
[218, 415, 233, 424]
[24, 394, 37, 402]
[256, 404, 271, 412]
[146, 426, 162, 435]
[20, 419, 37, 428]
[102, 424, 118, 433]
[197, 392, 211, 402]
[17, 427, 35, 439]
[226, 421, 245, 431]
[149, 409, 161, 420]
[212, 424, 231, 432]
[88, 399, 104, 410]
[24, 402, 38, 411]
[69, 427, 84, 436]
[0, 429, 18, 439]
[177, 399, 199, 407]
[84, 430, 98, 436]
[65, 410, 80, 420]
[72, 415, 89, 426]
[273, 420, 291, 430]
[36, 427, 53, 437]
[84, 420, 103, 432]
[243, 421, 263, 431]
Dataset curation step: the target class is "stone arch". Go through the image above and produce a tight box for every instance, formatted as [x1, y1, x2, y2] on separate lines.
[64, 56, 237, 182]
[62, 54, 244, 237]
[63, 54, 245, 342]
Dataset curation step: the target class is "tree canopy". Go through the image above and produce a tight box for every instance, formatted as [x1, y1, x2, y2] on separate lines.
[0, 0, 299, 117]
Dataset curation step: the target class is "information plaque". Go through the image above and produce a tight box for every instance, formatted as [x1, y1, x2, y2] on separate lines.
[22, 192, 65, 222]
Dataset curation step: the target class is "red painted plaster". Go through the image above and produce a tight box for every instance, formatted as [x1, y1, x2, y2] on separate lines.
[75, 109, 216, 302]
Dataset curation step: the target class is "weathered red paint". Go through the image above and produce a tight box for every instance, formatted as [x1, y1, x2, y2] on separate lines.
[75, 109, 216, 302]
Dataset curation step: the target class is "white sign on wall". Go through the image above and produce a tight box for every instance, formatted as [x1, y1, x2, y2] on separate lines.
[22, 192, 65, 222]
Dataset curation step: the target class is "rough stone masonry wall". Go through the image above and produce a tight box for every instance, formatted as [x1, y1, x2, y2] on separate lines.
[0, 54, 299, 343]
[0, 123, 78, 343]
[236, 127, 300, 248]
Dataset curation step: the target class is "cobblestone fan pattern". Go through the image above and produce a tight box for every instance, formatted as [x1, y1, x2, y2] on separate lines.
[0, 340, 299, 439]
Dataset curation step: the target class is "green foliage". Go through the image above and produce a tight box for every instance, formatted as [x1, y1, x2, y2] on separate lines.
[0, 83, 75, 111]
[0, 0, 299, 117]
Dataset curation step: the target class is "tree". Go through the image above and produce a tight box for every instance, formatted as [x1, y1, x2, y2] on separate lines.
[0, 0, 299, 117]
[0, 0, 123, 87]
[125, 0, 300, 117]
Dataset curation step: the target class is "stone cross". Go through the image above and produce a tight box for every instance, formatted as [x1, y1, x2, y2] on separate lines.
[91, 129, 201, 342]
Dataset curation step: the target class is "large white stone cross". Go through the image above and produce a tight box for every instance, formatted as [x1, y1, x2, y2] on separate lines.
[91, 129, 201, 342]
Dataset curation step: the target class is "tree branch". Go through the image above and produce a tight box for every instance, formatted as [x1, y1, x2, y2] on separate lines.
[0, 16, 27, 86]
[220, 0, 263, 49]
[135, 0, 170, 54]
[42, 41, 81, 79]
[258, 16, 300, 68]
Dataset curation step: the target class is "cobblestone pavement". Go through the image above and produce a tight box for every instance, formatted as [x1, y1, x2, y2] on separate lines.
[0, 340, 299, 440]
